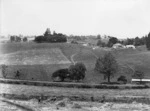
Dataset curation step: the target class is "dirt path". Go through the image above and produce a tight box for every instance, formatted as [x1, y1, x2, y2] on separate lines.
[70, 53, 78, 64]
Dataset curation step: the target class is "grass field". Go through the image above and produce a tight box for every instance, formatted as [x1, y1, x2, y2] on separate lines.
[1, 83, 150, 110]
[0, 42, 150, 83]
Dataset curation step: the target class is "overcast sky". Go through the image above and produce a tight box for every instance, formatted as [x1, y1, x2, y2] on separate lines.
[0, 0, 150, 38]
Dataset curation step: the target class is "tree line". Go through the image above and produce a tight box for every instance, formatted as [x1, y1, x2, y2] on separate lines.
[97, 32, 150, 50]
[34, 28, 67, 43]
[10, 36, 28, 42]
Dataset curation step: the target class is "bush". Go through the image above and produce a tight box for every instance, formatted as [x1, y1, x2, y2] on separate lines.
[69, 62, 86, 81]
[1, 64, 8, 78]
[52, 68, 70, 82]
[23, 37, 28, 42]
[117, 76, 127, 84]
[15, 70, 21, 79]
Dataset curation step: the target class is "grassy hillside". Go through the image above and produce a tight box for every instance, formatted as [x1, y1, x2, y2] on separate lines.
[0, 48, 71, 65]
[0, 42, 150, 83]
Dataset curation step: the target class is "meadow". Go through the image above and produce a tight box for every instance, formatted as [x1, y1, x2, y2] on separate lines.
[0, 42, 150, 83]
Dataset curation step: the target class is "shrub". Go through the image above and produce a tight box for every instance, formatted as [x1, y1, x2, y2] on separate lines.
[69, 62, 86, 81]
[52, 68, 70, 82]
[23, 37, 28, 42]
[117, 76, 127, 84]
[1, 64, 8, 78]
[15, 70, 21, 79]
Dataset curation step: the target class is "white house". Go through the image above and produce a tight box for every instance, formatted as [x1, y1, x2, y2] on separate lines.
[112, 43, 126, 49]
[126, 45, 136, 49]
[82, 43, 88, 47]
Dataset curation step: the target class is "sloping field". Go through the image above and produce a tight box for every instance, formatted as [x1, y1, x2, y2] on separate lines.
[0, 42, 150, 83]
[0, 48, 71, 65]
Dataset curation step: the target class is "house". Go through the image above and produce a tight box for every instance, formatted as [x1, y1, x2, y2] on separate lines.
[92, 46, 99, 50]
[126, 45, 136, 49]
[112, 43, 126, 49]
[82, 43, 88, 47]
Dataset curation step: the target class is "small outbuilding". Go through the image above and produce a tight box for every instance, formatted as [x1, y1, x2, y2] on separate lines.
[126, 45, 136, 49]
[112, 43, 126, 49]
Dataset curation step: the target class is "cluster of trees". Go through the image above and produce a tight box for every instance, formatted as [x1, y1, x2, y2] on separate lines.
[121, 32, 150, 50]
[120, 37, 146, 46]
[34, 28, 67, 43]
[10, 36, 28, 42]
[52, 62, 86, 82]
[97, 36, 118, 47]
[51, 51, 146, 84]
[97, 32, 150, 50]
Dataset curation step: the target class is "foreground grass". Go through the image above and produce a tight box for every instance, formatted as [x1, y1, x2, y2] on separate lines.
[1, 98, 150, 111]
[0, 83, 150, 103]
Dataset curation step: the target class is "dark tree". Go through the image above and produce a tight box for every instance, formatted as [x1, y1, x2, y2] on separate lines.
[1, 64, 8, 78]
[52, 68, 70, 82]
[10, 36, 15, 42]
[23, 37, 28, 42]
[134, 37, 141, 46]
[107, 37, 118, 47]
[44, 28, 51, 36]
[34, 28, 67, 43]
[16, 37, 21, 42]
[15, 70, 21, 79]
[95, 52, 118, 83]
[117, 75, 127, 84]
[97, 40, 107, 47]
[146, 32, 150, 50]
[69, 62, 86, 81]
[97, 34, 101, 39]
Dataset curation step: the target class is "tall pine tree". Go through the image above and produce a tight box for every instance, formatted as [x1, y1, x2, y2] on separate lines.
[146, 32, 150, 50]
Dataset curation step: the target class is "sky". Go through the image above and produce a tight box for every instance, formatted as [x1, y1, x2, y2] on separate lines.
[0, 0, 150, 38]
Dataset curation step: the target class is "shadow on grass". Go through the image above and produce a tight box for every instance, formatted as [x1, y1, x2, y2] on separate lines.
[2, 100, 34, 111]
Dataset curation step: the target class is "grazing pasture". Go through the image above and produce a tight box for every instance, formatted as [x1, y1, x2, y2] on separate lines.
[0, 42, 150, 83]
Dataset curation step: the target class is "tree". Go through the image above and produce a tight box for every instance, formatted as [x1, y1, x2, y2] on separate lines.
[16, 37, 21, 42]
[69, 62, 86, 81]
[23, 37, 28, 42]
[15, 70, 21, 79]
[34, 28, 67, 43]
[44, 28, 51, 36]
[107, 37, 118, 47]
[146, 32, 150, 50]
[132, 70, 144, 84]
[97, 34, 101, 39]
[134, 37, 141, 46]
[10, 36, 15, 42]
[95, 52, 118, 83]
[124, 38, 134, 45]
[1, 64, 8, 78]
[97, 39, 102, 46]
[117, 75, 127, 84]
[52, 68, 70, 82]
[97, 40, 107, 47]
